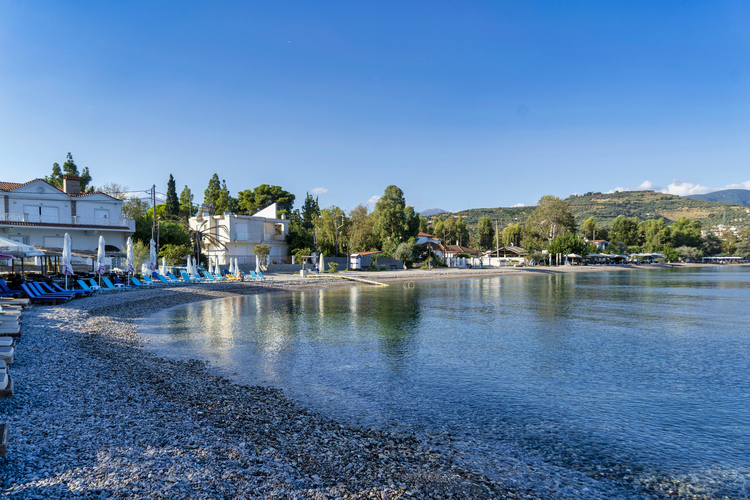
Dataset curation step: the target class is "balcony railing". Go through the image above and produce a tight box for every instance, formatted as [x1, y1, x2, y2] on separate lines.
[263, 233, 285, 241]
[235, 232, 252, 241]
[0, 213, 136, 231]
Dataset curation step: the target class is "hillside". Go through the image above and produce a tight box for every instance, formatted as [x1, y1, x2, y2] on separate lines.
[686, 189, 750, 206]
[450, 191, 750, 230]
[420, 208, 451, 216]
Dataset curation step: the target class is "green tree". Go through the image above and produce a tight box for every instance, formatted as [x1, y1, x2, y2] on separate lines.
[314, 206, 348, 256]
[204, 173, 222, 206]
[45, 163, 63, 188]
[418, 215, 433, 235]
[502, 223, 523, 247]
[238, 184, 295, 216]
[214, 180, 237, 214]
[609, 215, 640, 246]
[179, 186, 195, 220]
[701, 234, 722, 256]
[639, 219, 671, 251]
[393, 240, 416, 268]
[676, 246, 702, 260]
[253, 243, 271, 268]
[159, 243, 192, 265]
[477, 216, 495, 251]
[547, 233, 586, 256]
[60, 153, 92, 192]
[348, 204, 379, 252]
[301, 193, 320, 230]
[670, 216, 702, 248]
[133, 240, 150, 271]
[164, 175, 180, 217]
[122, 197, 150, 220]
[373, 185, 419, 246]
[735, 240, 750, 258]
[525, 195, 576, 243]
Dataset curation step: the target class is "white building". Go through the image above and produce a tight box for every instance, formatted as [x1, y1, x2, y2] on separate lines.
[0, 176, 135, 253]
[189, 203, 289, 266]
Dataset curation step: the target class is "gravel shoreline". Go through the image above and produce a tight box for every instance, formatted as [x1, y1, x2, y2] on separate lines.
[2, 278, 540, 499]
[0, 266, 722, 498]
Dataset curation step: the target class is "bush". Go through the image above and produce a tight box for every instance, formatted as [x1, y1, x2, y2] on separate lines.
[327, 262, 339, 273]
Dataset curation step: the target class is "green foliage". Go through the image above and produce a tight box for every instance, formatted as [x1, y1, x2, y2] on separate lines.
[238, 184, 296, 216]
[286, 217, 315, 255]
[525, 195, 576, 243]
[204, 173, 222, 206]
[327, 262, 339, 273]
[501, 223, 523, 247]
[670, 216, 702, 248]
[132, 240, 149, 270]
[477, 216, 495, 251]
[301, 193, 320, 229]
[348, 204, 379, 253]
[122, 197, 150, 220]
[547, 233, 587, 256]
[735, 240, 750, 258]
[159, 243, 191, 265]
[214, 180, 238, 214]
[314, 206, 347, 256]
[676, 246, 702, 260]
[374, 185, 418, 245]
[609, 215, 640, 246]
[45, 163, 63, 188]
[292, 247, 312, 264]
[662, 245, 680, 262]
[638, 218, 671, 252]
[253, 244, 271, 259]
[418, 215, 432, 234]
[165, 175, 180, 217]
[701, 234, 722, 256]
[393, 241, 416, 267]
[179, 185, 195, 219]
[433, 216, 470, 246]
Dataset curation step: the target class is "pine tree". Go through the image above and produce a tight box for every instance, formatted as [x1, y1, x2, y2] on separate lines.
[62, 153, 79, 176]
[165, 174, 179, 217]
[79, 166, 92, 192]
[301, 193, 320, 230]
[45, 163, 63, 188]
[204, 173, 222, 206]
[179, 186, 194, 219]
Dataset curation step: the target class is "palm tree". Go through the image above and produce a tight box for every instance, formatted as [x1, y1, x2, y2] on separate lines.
[188, 218, 228, 266]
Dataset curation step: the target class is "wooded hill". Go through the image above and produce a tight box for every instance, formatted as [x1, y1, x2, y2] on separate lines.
[450, 191, 750, 230]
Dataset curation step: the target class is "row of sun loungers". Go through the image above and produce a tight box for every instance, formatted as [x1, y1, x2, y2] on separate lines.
[1, 297, 27, 458]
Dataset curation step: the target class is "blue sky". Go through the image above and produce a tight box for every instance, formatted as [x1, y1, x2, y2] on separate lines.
[1, 1, 749, 213]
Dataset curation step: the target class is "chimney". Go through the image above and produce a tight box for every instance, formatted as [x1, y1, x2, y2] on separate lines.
[62, 175, 80, 195]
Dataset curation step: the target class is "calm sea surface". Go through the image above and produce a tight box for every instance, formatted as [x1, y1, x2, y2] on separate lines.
[141, 267, 750, 498]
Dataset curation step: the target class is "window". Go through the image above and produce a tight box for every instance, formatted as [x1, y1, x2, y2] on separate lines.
[94, 209, 110, 220]
[22, 206, 58, 223]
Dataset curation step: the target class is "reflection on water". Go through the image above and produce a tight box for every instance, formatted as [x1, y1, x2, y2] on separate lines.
[141, 267, 750, 498]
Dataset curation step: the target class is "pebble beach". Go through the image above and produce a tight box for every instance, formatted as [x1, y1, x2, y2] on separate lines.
[0, 265, 700, 499]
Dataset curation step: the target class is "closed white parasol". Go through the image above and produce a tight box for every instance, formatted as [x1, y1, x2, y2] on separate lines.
[62, 233, 74, 289]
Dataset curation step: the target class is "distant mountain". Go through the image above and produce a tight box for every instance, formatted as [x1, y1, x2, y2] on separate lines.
[686, 189, 750, 206]
[421, 208, 451, 216]
[454, 190, 750, 230]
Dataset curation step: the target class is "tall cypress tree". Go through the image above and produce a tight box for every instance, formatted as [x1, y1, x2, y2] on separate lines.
[204, 173, 221, 206]
[165, 174, 179, 217]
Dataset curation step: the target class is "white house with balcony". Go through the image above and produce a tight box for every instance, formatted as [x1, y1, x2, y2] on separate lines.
[189, 202, 289, 266]
[0, 176, 135, 254]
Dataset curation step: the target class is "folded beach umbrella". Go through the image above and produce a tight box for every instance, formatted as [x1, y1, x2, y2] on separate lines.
[228, 258, 234, 275]
[255, 254, 260, 274]
[62, 233, 74, 289]
[96, 236, 106, 285]
[161, 257, 166, 275]
[149, 239, 157, 272]
[319, 254, 324, 273]
[126, 237, 135, 274]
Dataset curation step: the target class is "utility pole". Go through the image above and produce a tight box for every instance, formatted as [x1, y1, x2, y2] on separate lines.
[151, 184, 156, 242]
[495, 220, 499, 258]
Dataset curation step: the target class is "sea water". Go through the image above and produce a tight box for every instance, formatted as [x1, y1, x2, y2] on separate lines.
[140, 267, 750, 498]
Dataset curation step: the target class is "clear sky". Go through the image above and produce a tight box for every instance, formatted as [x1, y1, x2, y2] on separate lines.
[1, 1, 749, 213]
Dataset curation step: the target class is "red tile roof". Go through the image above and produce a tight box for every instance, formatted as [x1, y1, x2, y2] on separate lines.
[351, 251, 382, 256]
